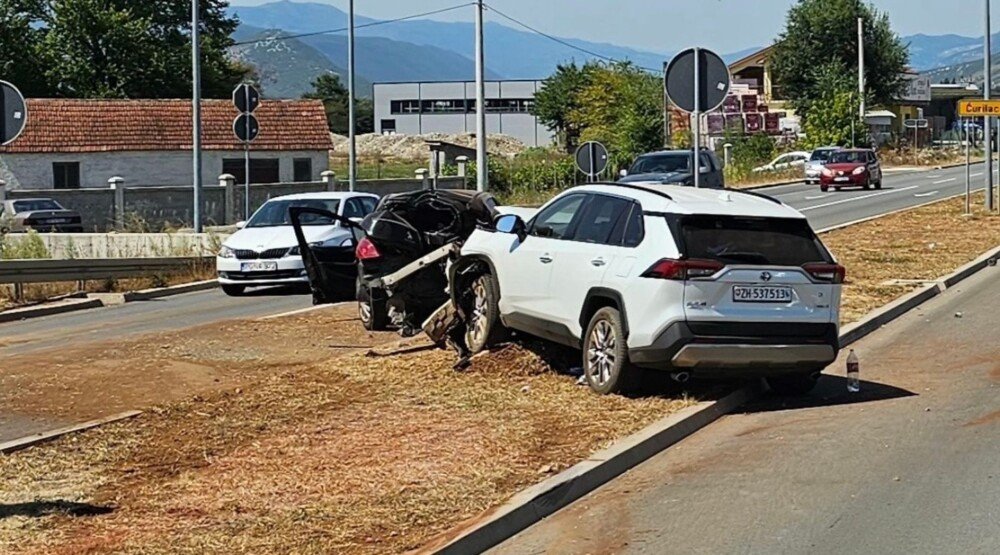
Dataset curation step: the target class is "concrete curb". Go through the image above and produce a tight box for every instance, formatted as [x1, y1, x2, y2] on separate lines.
[122, 279, 218, 302]
[0, 410, 142, 454]
[0, 298, 104, 323]
[420, 242, 1000, 555]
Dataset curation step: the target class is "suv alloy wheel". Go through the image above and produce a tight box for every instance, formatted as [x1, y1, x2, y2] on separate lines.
[464, 273, 506, 353]
[583, 307, 640, 395]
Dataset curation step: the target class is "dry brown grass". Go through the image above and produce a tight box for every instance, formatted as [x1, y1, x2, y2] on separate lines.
[824, 192, 1000, 324]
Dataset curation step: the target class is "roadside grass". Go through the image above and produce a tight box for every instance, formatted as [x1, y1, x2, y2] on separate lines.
[823, 192, 1000, 324]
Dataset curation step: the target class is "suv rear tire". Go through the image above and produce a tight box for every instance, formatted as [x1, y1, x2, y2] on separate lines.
[583, 307, 640, 395]
[766, 371, 820, 396]
[358, 281, 388, 331]
[465, 273, 506, 353]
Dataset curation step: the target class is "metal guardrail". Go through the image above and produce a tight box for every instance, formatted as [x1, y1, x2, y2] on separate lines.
[0, 257, 213, 285]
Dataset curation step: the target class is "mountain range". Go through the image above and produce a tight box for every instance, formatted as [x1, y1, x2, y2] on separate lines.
[227, 1, 1000, 99]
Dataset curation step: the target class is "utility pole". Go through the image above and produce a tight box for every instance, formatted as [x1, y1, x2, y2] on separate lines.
[474, 0, 487, 192]
[693, 47, 701, 189]
[348, 0, 357, 191]
[191, 0, 203, 232]
[858, 17, 866, 122]
[986, 0, 995, 211]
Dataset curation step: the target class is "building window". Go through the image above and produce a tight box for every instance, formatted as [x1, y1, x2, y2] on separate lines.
[380, 119, 397, 134]
[293, 158, 312, 182]
[52, 162, 80, 189]
[223, 158, 280, 184]
[388, 98, 535, 115]
[390, 100, 421, 114]
[421, 99, 468, 113]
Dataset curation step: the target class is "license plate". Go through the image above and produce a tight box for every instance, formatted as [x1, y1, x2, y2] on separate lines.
[834, 176, 850, 182]
[46, 218, 71, 224]
[733, 285, 793, 303]
[240, 261, 277, 272]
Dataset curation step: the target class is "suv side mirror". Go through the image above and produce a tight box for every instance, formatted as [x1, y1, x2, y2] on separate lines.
[619, 169, 628, 178]
[495, 213, 527, 241]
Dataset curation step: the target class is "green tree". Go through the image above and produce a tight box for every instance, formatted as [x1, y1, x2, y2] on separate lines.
[771, 0, 908, 120]
[303, 72, 373, 134]
[0, 0, 50, 96]
[799, 62, 864, 148]
[531, 62, 597, 151]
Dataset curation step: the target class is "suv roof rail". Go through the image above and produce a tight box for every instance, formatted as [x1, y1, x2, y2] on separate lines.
[597, 182, 674, 201]
[726, 188, 783, 205]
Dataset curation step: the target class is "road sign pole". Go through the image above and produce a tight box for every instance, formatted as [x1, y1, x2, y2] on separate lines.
[985, 0, 994, 211]
[966, 118, 972, 215]
[192, 0, 203, 233]
[693, 47, 700, 189]
[244, 87, 251, 220]
[474, 0, 487, 192]
[348, 0, 357, 192]
[589, 141, 595, 182]
[913, 125, 918, 167]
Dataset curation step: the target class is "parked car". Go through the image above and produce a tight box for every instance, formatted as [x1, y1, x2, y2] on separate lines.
[452, 183, 843, 396]
[0, 198, 83, 233]
[819, 148, 882, 191]
[804, 146, 842, 184]
[752, 151, 810, 173]
[618, 149, 725, 189]
[216, 192, 378, 297]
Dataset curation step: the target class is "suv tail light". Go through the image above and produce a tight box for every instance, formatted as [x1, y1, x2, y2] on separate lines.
[641, 258, 725, 280]
[355, 236, 381, 260]
[802, 263, 845, 284]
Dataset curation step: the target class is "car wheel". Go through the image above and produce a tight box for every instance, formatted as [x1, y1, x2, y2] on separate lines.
[874, 179, 883, 190]
[834, 186, 842, 191]
[221, 284, 245, 297]
[766, 371, 820, 396]
[358, 282, 388, 331]
[583, 307, 640, 395]
[819, 185, 828, 192]
[464, 273, 506, 353]
[863, 178, 871, 190]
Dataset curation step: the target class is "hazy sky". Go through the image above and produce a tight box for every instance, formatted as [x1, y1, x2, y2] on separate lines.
[231, 0, 1000, 54]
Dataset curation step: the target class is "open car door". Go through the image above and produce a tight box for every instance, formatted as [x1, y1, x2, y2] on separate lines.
[289, 206, 365, 304]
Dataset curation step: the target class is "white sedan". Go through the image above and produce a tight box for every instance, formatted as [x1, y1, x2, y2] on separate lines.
[216, 192, 378, 296]
[753, 151, 811, 172]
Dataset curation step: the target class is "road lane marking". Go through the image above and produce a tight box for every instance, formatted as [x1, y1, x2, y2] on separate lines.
[971, 172, 983, 177]
[926, 174, 942, 178]
[256, 302, 351, 320]
[804, 194, 830, 200]
[914, 190, 939, 197]
[933, 178, 957, 184]
[799, 185, 920, 212]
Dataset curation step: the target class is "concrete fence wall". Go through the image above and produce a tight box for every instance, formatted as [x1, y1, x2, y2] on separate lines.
[1, 175, 467, 232]
[33, 233, 227, 259]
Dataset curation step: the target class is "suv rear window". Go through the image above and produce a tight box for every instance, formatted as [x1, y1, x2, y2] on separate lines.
[673, 215, 830, 266]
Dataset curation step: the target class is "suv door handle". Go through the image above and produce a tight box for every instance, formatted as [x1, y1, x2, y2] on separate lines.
[539, 255, 553, 264]
[591, 257, 606, 267]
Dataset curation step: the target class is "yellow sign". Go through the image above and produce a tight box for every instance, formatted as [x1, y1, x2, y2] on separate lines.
[958, 98, 1000, 116]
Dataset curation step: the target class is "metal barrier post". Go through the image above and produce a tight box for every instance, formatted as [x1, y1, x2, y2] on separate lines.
[456, 155, 469, 189]
[219, 173, 236, 224]
[415, 168, 429, 190]
[321, 170, 338, 192]
[108, 176, 125, 231]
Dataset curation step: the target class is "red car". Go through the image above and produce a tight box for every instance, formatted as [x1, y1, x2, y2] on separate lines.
[819, 149, 882, 192]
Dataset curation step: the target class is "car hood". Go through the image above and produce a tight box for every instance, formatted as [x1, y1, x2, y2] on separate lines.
[825, 162, 866, 172]
[15, 209, 78, 219]
[618, 171, 692, 184]
[225, 224, 350, 250]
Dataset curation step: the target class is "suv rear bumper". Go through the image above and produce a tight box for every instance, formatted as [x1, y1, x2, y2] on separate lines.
[629, 321, 839, 373]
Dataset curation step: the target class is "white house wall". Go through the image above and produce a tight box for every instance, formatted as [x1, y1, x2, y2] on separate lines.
[0, 150, 328, 190]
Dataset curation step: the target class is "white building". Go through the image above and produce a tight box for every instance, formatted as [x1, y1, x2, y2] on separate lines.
[373, 80, 555, 147]
[0, 98, 331, 190]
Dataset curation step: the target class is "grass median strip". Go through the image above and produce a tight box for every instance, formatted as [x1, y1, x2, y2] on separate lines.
[1, 193, 998, 554]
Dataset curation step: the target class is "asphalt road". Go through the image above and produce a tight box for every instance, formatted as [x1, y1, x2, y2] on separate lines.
[0, 162, 989, 350]
[491, 265, 1000, 555]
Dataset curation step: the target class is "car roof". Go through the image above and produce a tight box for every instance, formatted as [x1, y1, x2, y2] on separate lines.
[10, 198, 59, 203]
[812, 146, 841, 151]
[570, 183, 806, 219]
[266, 191, 378, 201]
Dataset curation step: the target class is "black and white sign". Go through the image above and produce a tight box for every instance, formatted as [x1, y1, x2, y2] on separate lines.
[903, 118, 929, 129]
[574, 141, 609, 180]
[234, 113, 260, 143]
[0, 80, 27, 146]
[232, 83, 260, 114]
[665, 48, 731, 114]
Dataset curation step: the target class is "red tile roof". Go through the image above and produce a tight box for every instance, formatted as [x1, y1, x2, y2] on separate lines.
[0, 98, 332, 153]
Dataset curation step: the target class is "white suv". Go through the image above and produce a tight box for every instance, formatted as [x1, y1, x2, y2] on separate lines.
[452, 183, 843, 395]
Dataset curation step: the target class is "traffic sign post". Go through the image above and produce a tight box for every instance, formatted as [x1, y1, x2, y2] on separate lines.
[665, 48, 730, 188]
[233, 84, 260, 220]
[574, 141, 609, 182]
[903, 118, 928, 167]
[0, 80, 28, 146]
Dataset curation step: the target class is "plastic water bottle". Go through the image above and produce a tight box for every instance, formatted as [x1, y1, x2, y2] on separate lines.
[846, 349, 860, 393]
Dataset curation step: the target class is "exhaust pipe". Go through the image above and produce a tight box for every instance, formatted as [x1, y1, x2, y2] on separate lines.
[670, 372, 691, 383]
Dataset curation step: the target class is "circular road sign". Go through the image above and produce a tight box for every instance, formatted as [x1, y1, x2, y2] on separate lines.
[575, 141, 609, 178]
[234, 113, 260, 143]
[1, 80, 28, 146]
[665, 48, 731, 114]
[233, 83, 260, 114]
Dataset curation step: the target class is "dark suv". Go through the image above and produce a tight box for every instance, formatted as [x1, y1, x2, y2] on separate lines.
[618, 149, 725, 189]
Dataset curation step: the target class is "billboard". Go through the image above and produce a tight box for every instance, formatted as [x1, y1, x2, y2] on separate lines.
[899, 75, 931, 103]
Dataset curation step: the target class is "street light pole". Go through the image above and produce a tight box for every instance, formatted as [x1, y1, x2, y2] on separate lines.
[858, 17, 865, 122]
[474, 0, 487, 192]
[348, 0, 357, 192]
[986, 0, 994, 211]
[191, 0, 202, 232]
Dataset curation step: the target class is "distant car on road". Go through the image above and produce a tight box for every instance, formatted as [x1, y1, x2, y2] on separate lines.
[819, 148, 882, 192]
[215, 192, 378, 297]
[753, 151, 810, 173]
[0, 198, 83, 233]
[618, 149, 725, 189]
[804, 146, 842, 184]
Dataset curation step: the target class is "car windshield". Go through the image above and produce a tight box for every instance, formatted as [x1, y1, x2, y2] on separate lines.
[809, 149, 836, 162]
[246, 199, 341, 227]
[829, 151, 867, 164]
[677, 215, 828, 266]
[13, 199, 63, 212]
[629, 153, 690, 174]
